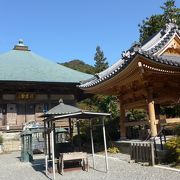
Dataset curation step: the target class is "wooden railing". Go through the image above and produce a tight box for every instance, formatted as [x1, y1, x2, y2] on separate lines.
[153, 127, 166, 158]
[130, 141, 155, 166]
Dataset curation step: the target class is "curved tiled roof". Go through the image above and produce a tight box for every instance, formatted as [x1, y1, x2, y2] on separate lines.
[0, 42, 93, 83]
[142, 23, 180, 54]
[79, 23, 180, 89]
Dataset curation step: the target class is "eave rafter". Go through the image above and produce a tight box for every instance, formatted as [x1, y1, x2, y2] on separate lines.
[138, 55, 180, 75]
[84, 58, 145, 94]
[142, 63, 178, 74]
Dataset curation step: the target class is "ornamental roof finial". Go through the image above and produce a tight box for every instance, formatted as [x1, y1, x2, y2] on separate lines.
[18, 39, 25, 46]
[13, 39, 30, 51]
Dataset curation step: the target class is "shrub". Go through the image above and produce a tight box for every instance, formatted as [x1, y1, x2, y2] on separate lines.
[73, 133, 89, 147]
[0, 134, 3, 144]
[175, 125, 180, 136]
[164, 136, 180, 164]
[107, 146, 120, 154]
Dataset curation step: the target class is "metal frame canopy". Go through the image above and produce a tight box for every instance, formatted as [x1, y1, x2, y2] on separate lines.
[43, 100, 111, 180]
[45, 111, 111, 120]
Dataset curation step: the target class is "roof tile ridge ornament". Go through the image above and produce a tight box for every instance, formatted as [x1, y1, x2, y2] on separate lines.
[95, 73, 100, 79]
[122, 41, 141, 58]
[164, 20, 179, 34]
[59, 99, 64, 104]
[122, 50, 131, 59]
[132, 41, 141, 51]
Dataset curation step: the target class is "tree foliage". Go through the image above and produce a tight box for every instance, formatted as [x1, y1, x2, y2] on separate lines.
[160, 105, 180, 118]
[126, 109, 147, 122]
[94, 46, 108, 73]
[161, 0, 180, 21]
[165, 136, 180, 165]
[0, 134, 3, 144]
[139, 0, 180, 43]
[60, 59, 95, 74]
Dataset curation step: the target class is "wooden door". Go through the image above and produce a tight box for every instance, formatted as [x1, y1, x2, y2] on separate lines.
[35, 104, 44, 122]
[26, 104, 35, 122]
[7, 104, 17, 125]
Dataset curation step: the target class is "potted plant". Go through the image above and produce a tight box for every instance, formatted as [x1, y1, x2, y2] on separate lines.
[0, 134, 3, 153]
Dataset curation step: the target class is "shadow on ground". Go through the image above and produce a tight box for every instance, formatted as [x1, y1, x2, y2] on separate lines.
[16, 154, 51, 179]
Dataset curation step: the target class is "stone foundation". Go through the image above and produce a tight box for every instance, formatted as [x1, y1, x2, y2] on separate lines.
[0, 132, 21, 152]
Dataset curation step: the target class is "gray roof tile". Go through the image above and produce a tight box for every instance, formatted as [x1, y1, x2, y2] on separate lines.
[79, 23, 180, 89]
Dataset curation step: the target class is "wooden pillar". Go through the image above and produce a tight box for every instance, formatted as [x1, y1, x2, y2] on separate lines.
[53, 123, 56, 158]
[90, 120, 95, 169]
[47, 121, 51, 160]
[77, 120, 81, 151]
[43, 120, 47, 155]
[119, 99, 126, 140]
[51, 128, 56, 180]
[147, 88, 157, 137]
[47, 94, 51, 110]
[155, 104, 161, 133]
[69, 118, 73, 144]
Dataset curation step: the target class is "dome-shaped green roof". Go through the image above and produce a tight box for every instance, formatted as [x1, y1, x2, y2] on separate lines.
[0, 43, 92, 83]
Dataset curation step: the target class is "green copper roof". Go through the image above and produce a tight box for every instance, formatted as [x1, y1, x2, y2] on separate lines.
[0, 43, 92, 83]
[45, 99, 82, 116]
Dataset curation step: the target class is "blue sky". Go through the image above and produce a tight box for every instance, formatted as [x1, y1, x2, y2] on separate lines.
[0, 0, 180, 65]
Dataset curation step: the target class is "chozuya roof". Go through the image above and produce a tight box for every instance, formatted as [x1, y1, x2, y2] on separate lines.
[0, 40, 92, 83]
[79, 22, 180, 89]
[42, 99, 111, 120]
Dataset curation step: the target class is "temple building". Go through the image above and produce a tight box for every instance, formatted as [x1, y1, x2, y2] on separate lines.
[0, 40, 92, 132]
[79, 22, 180, 139]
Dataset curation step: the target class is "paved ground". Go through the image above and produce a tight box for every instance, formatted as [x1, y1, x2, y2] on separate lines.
[0, 151, 179, 180]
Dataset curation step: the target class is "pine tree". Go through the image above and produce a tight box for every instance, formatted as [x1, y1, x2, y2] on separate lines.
[94, 46, 108, 73]
[161, 0, 180, 21]
[138, 0, 180, 43]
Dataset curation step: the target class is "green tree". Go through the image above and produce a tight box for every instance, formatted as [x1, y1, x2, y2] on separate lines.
[60, 59, 95, 74]
[94, 46, 108, 73]
[139, 0, 180, 43]
[161, 0, 180, 21]
[0, 134, 3, 144]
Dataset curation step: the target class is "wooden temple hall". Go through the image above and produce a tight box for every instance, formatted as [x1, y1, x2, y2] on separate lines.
[0, 39, 92, 132]
[79, 22, 180, 138]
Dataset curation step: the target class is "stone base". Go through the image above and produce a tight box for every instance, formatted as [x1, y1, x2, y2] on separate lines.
[3, 140, 21, 152]
[114, 139, 142, 154]
[114, 141, 131, 154]
[1, 132, 21, 152]
[0, 145, 3, 153]
[120, 136, 127, 140]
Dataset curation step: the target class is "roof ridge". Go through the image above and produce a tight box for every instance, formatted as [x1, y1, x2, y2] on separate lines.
[141, 22, 180, 55]
[79, 49, 180, 89]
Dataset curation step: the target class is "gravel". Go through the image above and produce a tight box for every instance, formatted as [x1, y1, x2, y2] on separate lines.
[0, 151, 179, 180]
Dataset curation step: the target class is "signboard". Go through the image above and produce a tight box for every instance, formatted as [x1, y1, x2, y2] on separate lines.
[16, 93, 35, 100]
